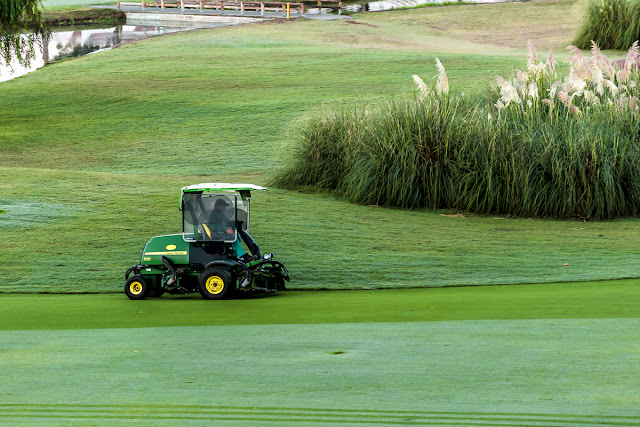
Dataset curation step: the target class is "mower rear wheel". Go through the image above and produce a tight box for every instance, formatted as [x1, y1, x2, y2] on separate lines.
[199, 268, 234, 300]
[125, 275, 150, 300]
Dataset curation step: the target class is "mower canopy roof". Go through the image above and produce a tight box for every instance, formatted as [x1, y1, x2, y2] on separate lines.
[182, 183, 267, 193]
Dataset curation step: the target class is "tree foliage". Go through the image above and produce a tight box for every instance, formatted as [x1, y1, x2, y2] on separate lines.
[0, 0, 45, 68]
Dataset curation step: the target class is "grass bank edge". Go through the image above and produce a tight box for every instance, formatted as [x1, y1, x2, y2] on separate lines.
[41, 6, 124, 26]
[2, 275, 640, 294]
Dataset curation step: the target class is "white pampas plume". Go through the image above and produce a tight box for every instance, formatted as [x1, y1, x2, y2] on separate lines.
[583, 90, 600, 106]
[528, 40, 537, 65]
[589, 64, 604, 85]
[591, 40, 611, 68]
[435, 58, 449, 95]
[496, 75, 521, 106]
[616, 96, 629, 108]
[547, 50, 556, 74]
[548, 80, 561, 99]
[570, 104, 581, 116]
[564, 75, 587, 94]
[557, 90, 571, 108]
[528, 81, 539, 99]
[566, 45, 585, 69]
[517, 70, 529, 83]
[542, 98, 553, 107]
[621, 41, 640, 81]
[572, 69, 588, 80]
[413, 74, 431, 101]
[627, 40, 640, 64]
[603, 79, 619, 95]
[528, 62, 547, 78]
[618, 69, 628, 84]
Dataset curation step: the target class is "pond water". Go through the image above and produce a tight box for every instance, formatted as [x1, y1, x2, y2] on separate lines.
[1, 0, 505, 81]
[0, 20, 234, 83]
[307, 0, 505, 14]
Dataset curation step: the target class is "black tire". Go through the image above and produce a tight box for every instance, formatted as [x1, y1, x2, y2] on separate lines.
[125, 275, 150, 300]
[199, 268, 235, 300]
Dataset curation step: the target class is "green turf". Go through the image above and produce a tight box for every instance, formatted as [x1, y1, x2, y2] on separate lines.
[0, 285, 638, 423]
[2, 2, 638, 423]
[1, 319, 639, 422]
[1, 280, 639, 330]
[0, 1, 640, 292]
[1, 0, 636, 293]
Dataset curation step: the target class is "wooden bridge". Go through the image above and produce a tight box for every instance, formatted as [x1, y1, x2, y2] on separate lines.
[117, 0, 345, 16]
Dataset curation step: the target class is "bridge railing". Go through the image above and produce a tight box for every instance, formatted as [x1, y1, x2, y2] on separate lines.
[118, 0, 307, 15]
[117, 0, 345, 15]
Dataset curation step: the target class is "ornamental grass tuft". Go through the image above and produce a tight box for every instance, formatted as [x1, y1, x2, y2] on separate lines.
[273, 44, 640, 220]
[574, 0, 640, 50]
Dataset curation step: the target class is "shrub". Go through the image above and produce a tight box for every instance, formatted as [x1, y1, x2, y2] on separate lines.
[574, 0, 640, 50]
[273, 44, 640, 220]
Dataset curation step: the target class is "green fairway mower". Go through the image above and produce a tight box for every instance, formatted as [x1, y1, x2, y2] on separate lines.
[125, 183, 289, 300]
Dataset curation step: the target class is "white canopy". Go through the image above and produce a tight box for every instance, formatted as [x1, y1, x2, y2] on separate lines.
[182, 183, 267, 192]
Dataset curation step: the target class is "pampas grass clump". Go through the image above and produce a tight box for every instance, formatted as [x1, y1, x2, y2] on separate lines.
[273, 45, 640, 220]
[574, 0, 640, 50]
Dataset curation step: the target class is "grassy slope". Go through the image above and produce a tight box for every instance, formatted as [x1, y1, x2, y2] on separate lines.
[4, 0, 639, 293]
[2, 4, 638, 422]
[1, 284, 639, 422]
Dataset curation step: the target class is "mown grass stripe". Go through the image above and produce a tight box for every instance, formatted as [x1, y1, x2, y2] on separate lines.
[0, 413, 627, 427]
[0, 408, 638, 426]
[1, 404, 638, 421]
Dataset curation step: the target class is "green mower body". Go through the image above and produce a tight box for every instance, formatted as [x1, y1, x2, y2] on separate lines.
[125, 183, 289, 300]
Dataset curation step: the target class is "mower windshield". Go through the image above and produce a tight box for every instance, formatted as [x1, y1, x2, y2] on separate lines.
[182, 193, 237, 242]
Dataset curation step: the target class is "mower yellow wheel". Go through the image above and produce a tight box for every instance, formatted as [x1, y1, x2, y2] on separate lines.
[205, 276, 225, 294]
[199, 268, 234, 300]
[125, 275, 150, 300]
[129, 281, 143, 295]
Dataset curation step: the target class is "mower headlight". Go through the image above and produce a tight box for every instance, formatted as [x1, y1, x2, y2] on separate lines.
[263, 252, 273, 261]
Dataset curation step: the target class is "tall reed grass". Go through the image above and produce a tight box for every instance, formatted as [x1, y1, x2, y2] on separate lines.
[574, 0, 640, 50]
[273, 45, 640, 220]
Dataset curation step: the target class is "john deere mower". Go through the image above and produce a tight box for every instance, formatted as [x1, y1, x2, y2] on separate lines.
[125, 183, 289, 300]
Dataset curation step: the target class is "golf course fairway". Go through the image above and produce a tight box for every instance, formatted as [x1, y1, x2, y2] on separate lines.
[2, 0, 640, 424]
[1, 281, 639, 425]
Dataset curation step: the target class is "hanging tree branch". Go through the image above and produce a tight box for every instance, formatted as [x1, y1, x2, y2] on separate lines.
[0, 0, 45, 69]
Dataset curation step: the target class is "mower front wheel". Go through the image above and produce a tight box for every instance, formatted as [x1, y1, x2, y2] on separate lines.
[125, 275, 150, 300]
[199, 268, 234, 300]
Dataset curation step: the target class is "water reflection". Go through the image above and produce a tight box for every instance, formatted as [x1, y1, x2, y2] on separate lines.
[306, 0, 503, 14]
[0, 23, 228, 83]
